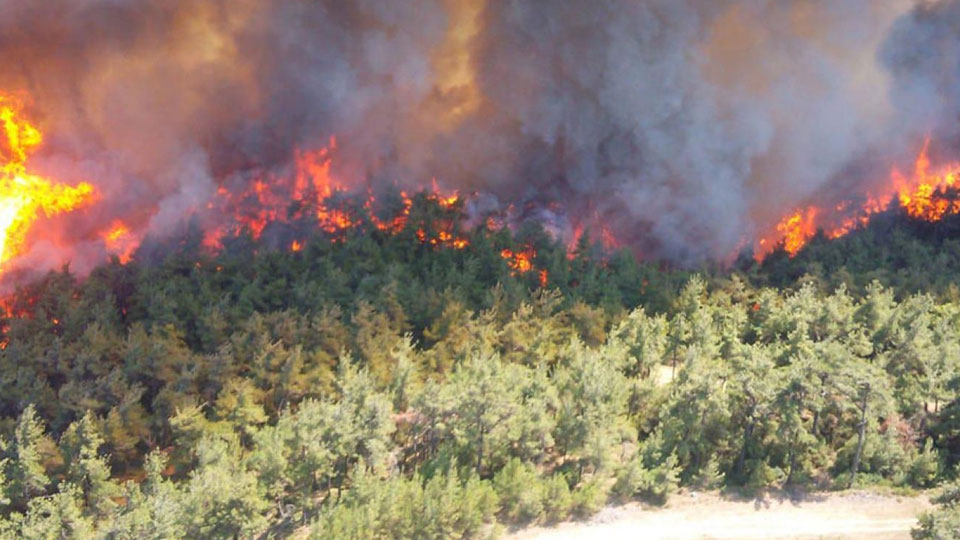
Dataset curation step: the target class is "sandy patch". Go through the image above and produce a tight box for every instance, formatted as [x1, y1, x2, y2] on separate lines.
[508, 491, 931, 540]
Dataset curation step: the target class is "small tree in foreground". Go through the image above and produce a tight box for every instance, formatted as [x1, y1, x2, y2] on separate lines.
[913, 483, 960, 540]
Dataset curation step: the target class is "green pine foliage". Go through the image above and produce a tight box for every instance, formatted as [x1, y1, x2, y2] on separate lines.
[0, 193, 955, 536]
[913, 483, 960, 539]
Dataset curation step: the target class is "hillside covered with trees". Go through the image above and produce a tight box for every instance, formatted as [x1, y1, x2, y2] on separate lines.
[0, 194, 959, 538]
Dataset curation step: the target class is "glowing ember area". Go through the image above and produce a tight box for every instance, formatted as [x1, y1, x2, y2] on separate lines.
[203, 142, 346, 249]
[201, 138, 472, 255]
[0, 94, 95, 267]
[101, 220, 137, 264]
[416, 228, 470, 249]
[500, 246, 548, 286]
[427, 181, 461, 210]
[757, 140, 960, 261]
[367, 191, 412, 233]
[320, 208, 354, 235]
[501, 247, 536, 274]
[411, 188, 467, 248]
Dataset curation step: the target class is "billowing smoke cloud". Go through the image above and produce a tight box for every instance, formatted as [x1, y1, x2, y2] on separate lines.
[882, 0, 960, 146]
[451, 0, 918, 261]
[0, 0, 952, 270]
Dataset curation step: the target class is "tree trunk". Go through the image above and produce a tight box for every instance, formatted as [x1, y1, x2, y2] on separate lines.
[477, 424, 485, 476]
[735, 420, 754, 482]
[786, 428, 799, 485]
[848, 383, 870, 490]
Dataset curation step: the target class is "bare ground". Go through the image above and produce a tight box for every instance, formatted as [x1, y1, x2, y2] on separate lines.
[507, 490, 932, 540]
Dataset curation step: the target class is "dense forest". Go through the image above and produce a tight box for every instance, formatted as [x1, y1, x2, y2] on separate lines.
[0, 193, 959, 538]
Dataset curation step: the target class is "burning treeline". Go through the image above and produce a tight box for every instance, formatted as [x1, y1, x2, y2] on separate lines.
[3, 0, 960, 280]
[0, 92, 563, 301]
[755, 141, 960, 260]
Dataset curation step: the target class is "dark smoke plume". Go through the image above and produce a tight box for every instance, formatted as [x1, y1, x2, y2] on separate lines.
[0, 0, 953, 270]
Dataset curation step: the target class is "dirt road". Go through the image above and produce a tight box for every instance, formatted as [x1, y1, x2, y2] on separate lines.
[508, 491, 931, 540]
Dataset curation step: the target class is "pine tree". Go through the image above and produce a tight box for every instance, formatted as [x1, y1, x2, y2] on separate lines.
[59, 412, 118, 517]
[5, 406, 52, 511]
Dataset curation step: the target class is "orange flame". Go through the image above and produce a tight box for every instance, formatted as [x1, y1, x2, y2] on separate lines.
[763, 207, 819, 258]
[757, 139, 960, 261]
[501, 246, 536, 274]
[567, 221, 621, 259]
[416, 226, 469, 250]
[892, 139, 960, 221]
[0, 95, 95, 267]
[428, 179, 461, 209]
[202, 139, 472, 255]
[101, 220, 137, 264]
[500, 246, 547, 286]
[367, 191, 412, 233]
[295, 137, 339, 201]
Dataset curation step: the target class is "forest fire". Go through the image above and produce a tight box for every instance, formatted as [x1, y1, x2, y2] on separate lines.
[501, 247, 535, 274]
[366, 191, 412, 234]
[1, 68, 958, 277]
[567, 222, 621, 258]
[2, 0, 960, 275]
[0, 95, 96, 267]
[757, 208, 820, 259]
[6, 85, 957, 279]
[5, 4, 960, 536]
[756, 140, 960, 261]
[893, 140, 960, 221]
[3, 73, 959, 278]
[0, 93, 478, 282]
[101, 221, 138, 264]
[199, 138, 475, 256]
[416, 228, 470, 250]
[500, 246, 548, 286]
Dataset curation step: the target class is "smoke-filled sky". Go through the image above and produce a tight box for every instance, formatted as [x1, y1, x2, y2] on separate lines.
[0, 0, 957, 268]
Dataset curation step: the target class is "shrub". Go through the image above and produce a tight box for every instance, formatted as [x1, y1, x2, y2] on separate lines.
[912, 483, 960, 540]
[541, 474, 573, 524]
[611, 452, 680, 505]
[611, 458, 644, 502]
[493, 459, 543, 524]
[312, 469, 499, 540]
[908, 439, 941, 489]
[570, 479, 605, 519]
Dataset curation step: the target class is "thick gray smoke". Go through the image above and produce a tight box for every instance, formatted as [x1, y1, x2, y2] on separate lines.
[882, 0, 960, 146]
[452, 0, 923, 261]
[0, 0, 953, 271]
